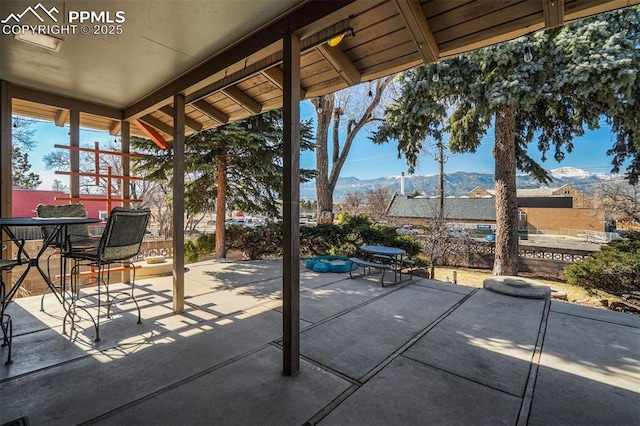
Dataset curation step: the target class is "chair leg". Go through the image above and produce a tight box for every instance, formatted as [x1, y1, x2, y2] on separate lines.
[1, 314, 12, 365]
[1, 281, 13, 364]
[106, 262, 142, 325]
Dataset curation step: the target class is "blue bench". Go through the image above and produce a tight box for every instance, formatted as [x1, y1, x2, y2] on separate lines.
[372, 254, 415, 279]
[349, 257, 392, 286]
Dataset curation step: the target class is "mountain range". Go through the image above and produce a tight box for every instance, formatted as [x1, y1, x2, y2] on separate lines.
[300, 167, 621, 201]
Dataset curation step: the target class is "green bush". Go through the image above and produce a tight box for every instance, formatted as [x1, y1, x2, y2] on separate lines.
[562, 232, 640, 294]
[184, 240, 200, 263]
[227, 222, 283, 260]
[184, 233, 215, 262]
[301, 214, 421, 258]
[185, 214, 424, 263]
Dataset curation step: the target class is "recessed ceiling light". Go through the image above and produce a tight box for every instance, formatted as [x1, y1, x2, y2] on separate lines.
[15, 32, 63, 52]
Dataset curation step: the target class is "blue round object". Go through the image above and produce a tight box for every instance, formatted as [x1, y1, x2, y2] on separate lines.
[305, 259, 317, 269]
[329, 261, 352, 273]
[312, 262, 332, 273]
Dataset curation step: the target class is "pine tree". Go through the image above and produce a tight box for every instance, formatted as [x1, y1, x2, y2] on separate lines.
[12, 117, 41, 189]
[133, 109, 314, 258]
[372, 6, 639, 276]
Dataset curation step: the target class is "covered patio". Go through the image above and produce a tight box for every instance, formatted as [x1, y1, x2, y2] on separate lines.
[1, 260, 638, 424]
[2, 0, 640, 411]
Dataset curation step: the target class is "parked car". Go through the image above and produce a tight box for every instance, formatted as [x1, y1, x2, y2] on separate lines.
[397, 225, 419, 236]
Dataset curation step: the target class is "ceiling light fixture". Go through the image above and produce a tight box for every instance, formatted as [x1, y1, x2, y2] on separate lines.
[15, 32, 63, 52]
[327, 27, 355, 47]
[523, 46, 533, 63]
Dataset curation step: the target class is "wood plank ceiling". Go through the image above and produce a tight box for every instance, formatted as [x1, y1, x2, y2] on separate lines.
[9, 0, 638, 144]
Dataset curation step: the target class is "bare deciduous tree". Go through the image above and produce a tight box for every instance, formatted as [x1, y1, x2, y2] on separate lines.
[596, 180, 640, 227]
[311, 76, 394, 222]
[342, 191, 366, 215]
[366, 187, 392, 221]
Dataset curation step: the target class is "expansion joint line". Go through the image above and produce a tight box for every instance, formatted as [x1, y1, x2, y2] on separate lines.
[517, 296, 552, 426]
[303, 287, 480, 425]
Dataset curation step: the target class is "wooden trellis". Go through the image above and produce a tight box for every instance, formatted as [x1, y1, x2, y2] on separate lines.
[53, 142, 144, 213]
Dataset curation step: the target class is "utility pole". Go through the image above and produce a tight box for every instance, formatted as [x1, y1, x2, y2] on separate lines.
[438, 141, 445, 220]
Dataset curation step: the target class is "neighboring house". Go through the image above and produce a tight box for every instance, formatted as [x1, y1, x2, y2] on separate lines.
[12, 187, 122, 221]
[385, 194, 496, 227]
[386, 183, 605, 234]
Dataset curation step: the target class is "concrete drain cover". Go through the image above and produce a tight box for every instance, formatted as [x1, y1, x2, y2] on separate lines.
[483, 276, 551, 299]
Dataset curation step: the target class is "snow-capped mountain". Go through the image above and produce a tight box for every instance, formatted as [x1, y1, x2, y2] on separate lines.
[300, 167, 622, 201]
[549, 166, 615, 180]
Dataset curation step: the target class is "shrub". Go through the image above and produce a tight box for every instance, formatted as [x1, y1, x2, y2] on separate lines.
[184, 214, 423, 263]
[227, 222, 283, 260]
[562, 232, 640, 294]
[300, 214, 421, 258]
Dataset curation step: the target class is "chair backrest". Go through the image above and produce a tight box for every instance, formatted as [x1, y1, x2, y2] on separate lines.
[36, 203, 90, 244]
[98, 207, 151, 262]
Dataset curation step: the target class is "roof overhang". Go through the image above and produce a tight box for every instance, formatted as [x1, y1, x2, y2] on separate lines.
[2, 0, 638, 139]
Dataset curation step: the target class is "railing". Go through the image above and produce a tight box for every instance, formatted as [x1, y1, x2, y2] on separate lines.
[452, 241, 593, 263]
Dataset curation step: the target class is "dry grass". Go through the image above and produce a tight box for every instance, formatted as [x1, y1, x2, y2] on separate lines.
[432, 266, 619, 307]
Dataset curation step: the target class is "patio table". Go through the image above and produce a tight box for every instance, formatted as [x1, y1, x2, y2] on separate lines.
[0, 217, 101, 306]
[1, 217, 101, 364]
[359, 245, 410, 283]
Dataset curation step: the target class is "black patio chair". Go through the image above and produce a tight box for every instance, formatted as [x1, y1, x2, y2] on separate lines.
[36, 203, 99, 309]
[1, 238, 26, 364]
[63, 207, 150, 342]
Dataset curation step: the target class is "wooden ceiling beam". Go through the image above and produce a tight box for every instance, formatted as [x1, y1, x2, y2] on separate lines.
[132, 119, 168, 149]
[393, 0, 439, 64]
[109, 121, 122, 136]
[159, 105, 203, 131]
[12, 85, 122, 120]
[316, 44, 361, 86]
[543, 0, 565, 28]
[222, 86, 262, 115]
[139, 115, 174, 135]
[261, 67, 307, 98]
[54, 109, 69, 127]
[192, 101, 229, 124]
[124, 0, 354, 120]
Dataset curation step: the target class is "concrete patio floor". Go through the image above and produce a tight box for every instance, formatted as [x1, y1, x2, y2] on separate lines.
[1, 259, 639, 425]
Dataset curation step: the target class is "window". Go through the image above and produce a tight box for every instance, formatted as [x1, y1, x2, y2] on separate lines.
[518, 211, 527, 221]
[98, 210, 108, 221]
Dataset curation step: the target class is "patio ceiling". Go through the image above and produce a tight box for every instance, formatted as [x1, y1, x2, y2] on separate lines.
[3, 0, 638, 142]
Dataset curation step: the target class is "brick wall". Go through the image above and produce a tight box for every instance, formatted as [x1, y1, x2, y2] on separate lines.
[521, 207, 604, 233]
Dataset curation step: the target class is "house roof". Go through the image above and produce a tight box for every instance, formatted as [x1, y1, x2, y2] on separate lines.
[386, 194, 496, 221]
[3, 0, 637, 140]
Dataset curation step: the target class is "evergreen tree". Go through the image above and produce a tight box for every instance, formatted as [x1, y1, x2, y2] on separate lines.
[12, 117, 41, 189]
[372, 6, 639, 276]
[133, 109, 314, 257]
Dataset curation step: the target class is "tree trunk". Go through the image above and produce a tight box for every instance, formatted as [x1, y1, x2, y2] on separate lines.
[215, 155, 227, 258]
[312, 95, 335, 222]
[493, 104, 519, 276]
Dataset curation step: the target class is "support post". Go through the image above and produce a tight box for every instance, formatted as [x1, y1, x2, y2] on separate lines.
[0, 80, 12, 220]
[0, 80, 11, 284]
[70, 110, 80, 200]
[282, 27, 301, 376]
[172, 94, 185, 313]
[121, 121, 131, 284]
[121, 121, 131, 207]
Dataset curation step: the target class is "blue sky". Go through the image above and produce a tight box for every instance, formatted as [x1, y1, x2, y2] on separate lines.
[298, 100, 619, 180]
[23, 103, 619, 191]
